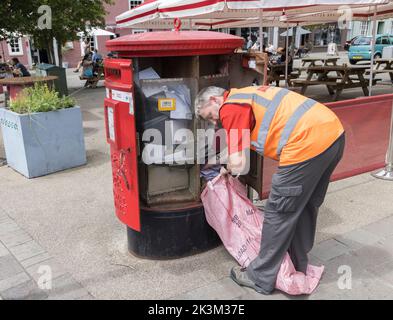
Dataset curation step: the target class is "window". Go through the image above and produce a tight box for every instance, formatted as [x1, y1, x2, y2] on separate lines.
[360, 21, 369, 36]
[64, 41, 74, 49]
[381, 37, 390, 45]
[81, 37, 95, 51]
[353, 36, 371, 45]
[129, 0, 143, 9]
[7, 37, 23, 56]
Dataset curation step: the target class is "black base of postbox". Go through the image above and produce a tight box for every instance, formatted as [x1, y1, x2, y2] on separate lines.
[127, 204, 221, 259]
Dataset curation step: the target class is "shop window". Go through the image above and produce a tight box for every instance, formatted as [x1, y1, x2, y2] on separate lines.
[313, 24, 341, 46]
[8, 37, 23, 56]
[360, 21, 369, 36]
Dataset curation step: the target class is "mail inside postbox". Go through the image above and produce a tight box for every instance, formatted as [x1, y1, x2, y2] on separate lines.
[133, 55, 260, 208]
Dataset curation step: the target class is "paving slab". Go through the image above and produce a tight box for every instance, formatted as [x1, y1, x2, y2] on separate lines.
[310, 239, 350, 262]
[0, 242, 9, 257]
[0, 280, 48, 300]
[9, 240, 46, 263]
[0, 254, 25, 281]
[0, 272, 30, 292]
[46, 274, 91, 300]
[334, 229, 383, 251]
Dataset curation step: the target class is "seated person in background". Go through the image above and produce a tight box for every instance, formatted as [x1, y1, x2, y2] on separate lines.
[10, 58, 31, 77]
[265, 43, 276, 56]
[92, 49, 103, 64]
[74, 39, 91, 73]
[81, 54, 94, 78]
[251, 41, 260, 51]
[92, 49, 103, 76]
[246, 36, 254, 51]
[305, 41, 313, 54]
[274, 47, 293, 72]
[268, 47, 293, 86]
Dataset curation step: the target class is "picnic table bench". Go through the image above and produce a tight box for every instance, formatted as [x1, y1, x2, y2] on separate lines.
[267, 63, 300, 87]
[301, 57, 340, 67]
[79, 66, 104, 88]
[291, 64, 377, 101]
[371, 58, 393, 84]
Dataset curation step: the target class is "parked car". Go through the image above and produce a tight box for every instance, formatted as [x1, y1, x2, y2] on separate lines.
[344, 36, 360, 51]
[348, 34, 393, 64]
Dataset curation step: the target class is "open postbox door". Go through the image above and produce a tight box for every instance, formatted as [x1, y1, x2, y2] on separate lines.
[240, 150, 264, 199]
[104, 59, 140, 231]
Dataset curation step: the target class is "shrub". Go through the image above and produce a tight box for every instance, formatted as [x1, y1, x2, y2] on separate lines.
[10, 83, 75, 114]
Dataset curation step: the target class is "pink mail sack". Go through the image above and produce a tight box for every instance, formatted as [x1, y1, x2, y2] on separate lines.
[201, 175, 324, 295]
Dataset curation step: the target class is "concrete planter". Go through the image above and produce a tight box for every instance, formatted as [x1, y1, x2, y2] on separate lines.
[0, 106, 86, 178]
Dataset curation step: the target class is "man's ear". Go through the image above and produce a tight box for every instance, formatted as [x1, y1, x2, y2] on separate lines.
[210, 96, 217, 103]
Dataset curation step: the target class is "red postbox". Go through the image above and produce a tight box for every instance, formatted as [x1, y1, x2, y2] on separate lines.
[104, 28, 262, 258]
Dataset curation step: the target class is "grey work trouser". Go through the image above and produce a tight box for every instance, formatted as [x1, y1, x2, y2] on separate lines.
[246, 134, 345, 293]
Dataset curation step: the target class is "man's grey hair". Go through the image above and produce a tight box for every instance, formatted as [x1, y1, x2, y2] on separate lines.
[195, 86, 226, 119]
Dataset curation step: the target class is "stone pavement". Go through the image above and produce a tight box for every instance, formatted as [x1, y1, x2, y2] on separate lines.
[172, 214, 393, 300]
[0, 210, 93, 300]
[2, 203, 393, 300]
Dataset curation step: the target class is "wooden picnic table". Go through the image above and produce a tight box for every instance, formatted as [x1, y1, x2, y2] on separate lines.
[292, 64, 374, 101]
[301, 56, 340, 67]
[0, 75, 58, 100]
[373, 58, 393, 83]
[266, 63, 299, 87]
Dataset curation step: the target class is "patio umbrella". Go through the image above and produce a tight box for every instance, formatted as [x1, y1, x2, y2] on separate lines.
[116, 0, 389, 27]
[77, 28, 116, 37]
[280, 27, 311, 37]
[116, 0, 389, 86]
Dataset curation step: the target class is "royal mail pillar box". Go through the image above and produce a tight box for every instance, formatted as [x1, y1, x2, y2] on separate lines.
[104, 29, 246, 259]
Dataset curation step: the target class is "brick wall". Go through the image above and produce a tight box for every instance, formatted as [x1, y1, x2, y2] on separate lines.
[62, 40, 83, 68]
[0, 37, 30, 67]
[105, 1, 130, 26]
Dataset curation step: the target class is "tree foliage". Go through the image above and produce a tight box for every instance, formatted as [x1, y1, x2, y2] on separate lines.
[0, 0, 113, 64]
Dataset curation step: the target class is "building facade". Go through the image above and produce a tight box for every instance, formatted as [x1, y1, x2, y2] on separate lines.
[0, 0, 145, 69]
[2, 1, 392, 69]
[349, 18, 393, 38]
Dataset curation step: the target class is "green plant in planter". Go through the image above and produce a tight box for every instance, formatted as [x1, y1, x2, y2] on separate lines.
[10, 83, 75, 114]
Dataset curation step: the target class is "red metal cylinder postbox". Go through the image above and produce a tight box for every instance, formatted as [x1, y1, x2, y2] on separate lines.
[104, 29, 256, 259]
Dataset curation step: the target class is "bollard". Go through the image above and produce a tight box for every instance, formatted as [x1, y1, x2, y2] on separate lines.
[372, 101, 393, 181]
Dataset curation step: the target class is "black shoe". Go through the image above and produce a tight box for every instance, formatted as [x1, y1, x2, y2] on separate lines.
[230, 266, 270, 295]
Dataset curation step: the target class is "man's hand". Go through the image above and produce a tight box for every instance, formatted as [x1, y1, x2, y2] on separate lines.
[220, 166, 230, 176]
[227, 150, 249, 176]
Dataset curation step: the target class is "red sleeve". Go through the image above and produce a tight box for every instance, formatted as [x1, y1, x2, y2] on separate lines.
[219, 103, 255, 155]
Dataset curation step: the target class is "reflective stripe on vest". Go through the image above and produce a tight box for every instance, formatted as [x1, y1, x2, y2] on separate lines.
[276, 98, 318, 156]
[224, 87, 318, 157]
[228, 93, 271, 107]
[254, 88, 290, 154]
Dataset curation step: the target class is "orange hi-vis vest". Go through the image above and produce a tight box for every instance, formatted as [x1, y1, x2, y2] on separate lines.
[222, 86, 344, 166]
